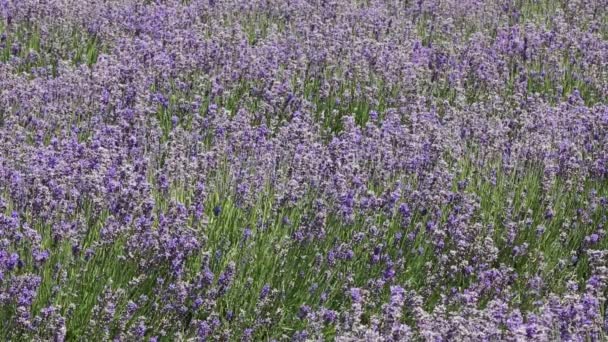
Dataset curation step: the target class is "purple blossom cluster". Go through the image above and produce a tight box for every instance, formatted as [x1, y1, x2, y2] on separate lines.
[0, 0, 607, 340]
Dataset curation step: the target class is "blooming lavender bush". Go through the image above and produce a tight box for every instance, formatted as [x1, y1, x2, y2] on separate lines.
[0, 0, 607, 340]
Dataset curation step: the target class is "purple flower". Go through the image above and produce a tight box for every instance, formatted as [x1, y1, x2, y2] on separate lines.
[322, 309, 338, 324]
[350, 288, 363, 303]
[259, 284, 271, 300]
[243, 227, 252, 240]
[298, 305, 311, 320]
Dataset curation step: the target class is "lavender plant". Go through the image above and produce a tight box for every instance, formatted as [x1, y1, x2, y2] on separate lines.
[0, 0, 607, 340]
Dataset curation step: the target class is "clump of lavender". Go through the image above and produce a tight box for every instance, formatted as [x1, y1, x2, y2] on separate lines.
[0, 0, 607, 340]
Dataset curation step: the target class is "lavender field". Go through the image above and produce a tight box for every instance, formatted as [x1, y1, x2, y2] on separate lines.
[0, 0, 607, 340]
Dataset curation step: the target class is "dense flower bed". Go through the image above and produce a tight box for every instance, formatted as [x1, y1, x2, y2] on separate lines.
[0, 0, 607, 340]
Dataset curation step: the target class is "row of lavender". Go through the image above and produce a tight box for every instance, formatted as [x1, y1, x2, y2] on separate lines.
[0, 0, 607, 340]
